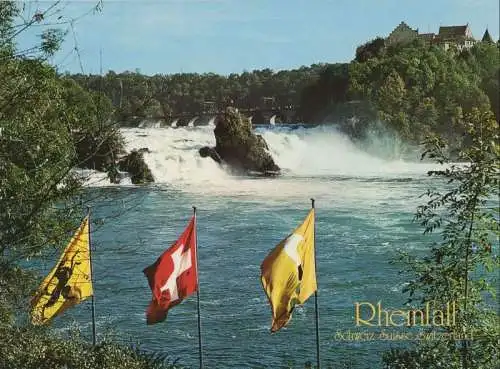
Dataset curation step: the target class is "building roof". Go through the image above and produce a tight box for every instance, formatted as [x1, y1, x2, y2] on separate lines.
[386, 21, 418, 44]
[438, 25, 471, 39]
[394, 21, 417, 32]
[482, 28, 493, 43]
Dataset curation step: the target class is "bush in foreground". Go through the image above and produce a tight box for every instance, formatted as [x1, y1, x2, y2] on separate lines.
[0, 326, 182, 369]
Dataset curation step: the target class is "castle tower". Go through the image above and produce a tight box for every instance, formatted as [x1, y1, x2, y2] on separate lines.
[481, 28, 494, 43]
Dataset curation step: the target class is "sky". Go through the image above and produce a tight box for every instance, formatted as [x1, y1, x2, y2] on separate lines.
[16, 0, 500, 75]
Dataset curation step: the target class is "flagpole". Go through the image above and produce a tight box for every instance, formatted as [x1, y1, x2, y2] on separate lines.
[311, 198, 320, 369]
[193, 206, 204, 369]
[87, 206, 97, 346]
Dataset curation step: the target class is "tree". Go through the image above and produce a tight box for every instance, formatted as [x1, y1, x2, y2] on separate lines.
[0, 3, 172, 368]
[375, 70, 411, 137]
[377, 70, 407, 112]
[296, 63, 350, 122]
[383, 108, 499, 368]
[349, 39, 497, 146]
[355, 37, 386, 63]
[469, 43, 500, 121]
[72, 65, 324, 123]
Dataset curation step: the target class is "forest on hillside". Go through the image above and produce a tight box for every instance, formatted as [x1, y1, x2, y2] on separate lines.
[71, 37, 499, 148]
[69, 64, 331, 123]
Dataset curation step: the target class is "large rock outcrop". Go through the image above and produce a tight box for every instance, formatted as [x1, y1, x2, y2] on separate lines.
[73, 129, 154, 184]
[118, 150, 154, 184]
[199, 107, 280, 175]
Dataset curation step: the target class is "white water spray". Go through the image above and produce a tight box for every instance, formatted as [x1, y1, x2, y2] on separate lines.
[121, 126, 228, 186]
[256, 126, 432, 177]
[121, 126, 443, 181]
[113, 125, 442, 200]
[187, 117, 199, 127]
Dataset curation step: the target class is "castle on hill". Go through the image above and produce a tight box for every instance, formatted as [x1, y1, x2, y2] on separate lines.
[386, 22, 495, 51]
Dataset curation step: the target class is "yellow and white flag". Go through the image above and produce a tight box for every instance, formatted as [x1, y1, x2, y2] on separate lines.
[261, 209, 316, 332]
[31, 216, 93, 325]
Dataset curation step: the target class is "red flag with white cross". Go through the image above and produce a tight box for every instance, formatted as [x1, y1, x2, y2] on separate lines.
[143, 216, 198, 325]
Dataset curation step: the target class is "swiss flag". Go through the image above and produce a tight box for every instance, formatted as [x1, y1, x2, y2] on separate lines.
[143, 216, 198, 325]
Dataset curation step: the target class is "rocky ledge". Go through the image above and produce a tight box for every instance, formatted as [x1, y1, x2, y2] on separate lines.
[117, 150, 154, 184]
[199, 107, 280, 175]
[74, 132, 154, 185]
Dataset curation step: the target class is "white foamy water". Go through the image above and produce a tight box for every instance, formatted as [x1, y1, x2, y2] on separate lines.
[258, 125, 432, 177]
[121, 126, 229, 184]
[109, 125, 444, 209]
[74, 169, 132, 187]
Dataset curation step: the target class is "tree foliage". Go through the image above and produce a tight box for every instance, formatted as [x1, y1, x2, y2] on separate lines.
[297, 63, 350, 122]
[383, 108, 499, 368]
[355, 37, 386, 63]
[0, 2, 166, 368]
[69, 65, 328, 122]
[68, 36, 499, 149]
[0, 326, 183, 369]
[349, 39, 498, 145]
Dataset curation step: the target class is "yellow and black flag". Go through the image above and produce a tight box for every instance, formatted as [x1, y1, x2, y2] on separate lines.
[261, 209, 316, 332]
[31, 216, 93, 325]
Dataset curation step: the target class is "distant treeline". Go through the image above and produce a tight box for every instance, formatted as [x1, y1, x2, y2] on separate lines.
[68, 64, 338, 123]
[70, 37, 499, 146]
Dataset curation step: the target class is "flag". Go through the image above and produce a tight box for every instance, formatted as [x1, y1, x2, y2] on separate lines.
[31, 216, 93, 325]
[143, 216, 198, 325]
[261, 209, 316, 332]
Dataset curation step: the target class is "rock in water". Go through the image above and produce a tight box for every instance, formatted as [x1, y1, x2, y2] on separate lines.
[206, 107, 280, 175]
[199, 146, 222, 163]
[107, 164, 121, 184]
[118, 150, 154, 184]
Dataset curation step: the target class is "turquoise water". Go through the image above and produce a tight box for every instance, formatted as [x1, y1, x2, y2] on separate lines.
[51, 126, 443, 368]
